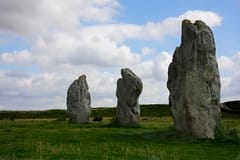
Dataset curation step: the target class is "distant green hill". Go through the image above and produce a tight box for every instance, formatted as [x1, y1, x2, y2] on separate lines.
[0, 104, 238, 120]
[223, 101, 240, 112]
[0, 104, 169, 120]
[0, 109, 67, 120]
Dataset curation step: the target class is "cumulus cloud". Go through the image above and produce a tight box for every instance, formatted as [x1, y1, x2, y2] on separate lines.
[141, 47, 154, 57]
[0, 51, 173, 109]
[0, 8, 223, 68]
[0, 50, 34, 65]
[218, 52, 240, 102]
[0, 0, 119, 36]
[179, 10, 222, 27]
[0, 70, 68, 109]
[34, 32, 141, 67]
[0, 68, 118, 109]
[0, 105, 5, 110]
[152, 52, 172, 81]
[81, 10, 222, 42]
[130, 51, 172, 104]
[0, 0, 228, 110]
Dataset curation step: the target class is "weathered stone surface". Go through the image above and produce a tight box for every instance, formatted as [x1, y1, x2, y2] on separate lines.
[115, 68, 143, 126]
[167, 20, 221, 138]
[67, 75, 91, 123]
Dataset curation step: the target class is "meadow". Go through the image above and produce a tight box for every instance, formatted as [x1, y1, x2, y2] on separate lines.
[0, 105, 239, 160]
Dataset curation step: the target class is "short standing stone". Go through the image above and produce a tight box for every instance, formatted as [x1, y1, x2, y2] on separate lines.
[115, 68, 143, 126]
[67, 75, 91, 123]
[167, 20, 221, 138]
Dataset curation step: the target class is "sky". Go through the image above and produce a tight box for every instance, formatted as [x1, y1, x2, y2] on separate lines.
[0, 0, 240, 110]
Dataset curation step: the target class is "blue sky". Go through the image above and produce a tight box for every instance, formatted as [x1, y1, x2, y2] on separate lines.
[0, 0, 239, 110]
[118, 0, 240, 56]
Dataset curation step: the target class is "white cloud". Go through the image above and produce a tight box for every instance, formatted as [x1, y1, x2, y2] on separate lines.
[0, 0, 227, 110]
[0, 70, 66, 109]
[141, 47, 154, 56]
[80, 10, 222, 42]
[179, 10, 222, 27]
[152, 52, 172, 81]
[0, 0, 119, 36]
[218, 52, 240, 102]
[131, 51, 172, 104]
[218, 56, 234, 71]
[132, 61, 153, 79]
[0, 50, 34, 65]
[0, 67, 119, 109]
[0, 104, 5, 110]
[0, 51, 172, 110]
[140, 80, 169, 104]
[34, 32, 141, 67]
[0, 9, 223, 68]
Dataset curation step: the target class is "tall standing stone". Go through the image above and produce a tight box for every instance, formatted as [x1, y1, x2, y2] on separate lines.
[67, 75, 91, 123]
[115, 68, 143, 126]
[167, 20, 221, 138]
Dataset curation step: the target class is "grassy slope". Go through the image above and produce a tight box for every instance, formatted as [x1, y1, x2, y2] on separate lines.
[0, 104, 238, 119]
[0, 116, 239, 159]
[0, 104, 171, 120]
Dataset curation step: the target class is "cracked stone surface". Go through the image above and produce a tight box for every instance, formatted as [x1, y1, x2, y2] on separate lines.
[115, 68, 143, 126]
[167, 20, 221, 138]
[67, 74, 91, 123]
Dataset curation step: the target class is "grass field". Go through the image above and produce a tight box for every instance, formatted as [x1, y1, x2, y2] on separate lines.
[0, 104, 170, 120]
[0, 105, 239, 159]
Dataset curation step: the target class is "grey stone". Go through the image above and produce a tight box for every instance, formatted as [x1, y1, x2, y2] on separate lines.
[67, 74, 91, 123]
[167, 19, 221, 138]
[115, 68, 143, 126]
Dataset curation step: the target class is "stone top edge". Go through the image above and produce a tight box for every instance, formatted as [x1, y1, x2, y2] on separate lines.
[182, 19, 208, 29]
[78, 74, 86, 80]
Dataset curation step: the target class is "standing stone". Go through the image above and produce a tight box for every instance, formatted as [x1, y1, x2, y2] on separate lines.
[115, 68, 143, 126]
[167, 20, 221, 138]
[67, 75, 91, 123]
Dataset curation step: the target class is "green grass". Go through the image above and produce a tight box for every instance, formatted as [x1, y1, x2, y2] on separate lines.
[0, 116, 239, 160]
[1, 104, 238, 120]
[0, 104, 170, 120]
[0, 109, 68, 120]
[0, 105, 239, 159]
